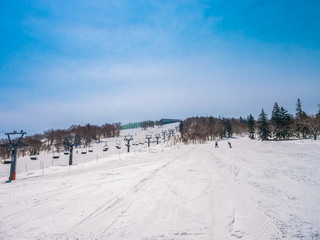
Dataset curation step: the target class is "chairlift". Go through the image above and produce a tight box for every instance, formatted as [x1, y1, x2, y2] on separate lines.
[132, 140, 139, 146]
[115, 140, 121, 149]
[103, 146, 109, 151]
[88, 146, 93, 152]
[81, 147, 87, 154]
[2, 159, 11, 164]
[52, 150, 60, 159]
[30, 150, 38, 160]
[103, 142, 109, 151]
[139, 139, 145, 145]
[64, 150, 69, 155]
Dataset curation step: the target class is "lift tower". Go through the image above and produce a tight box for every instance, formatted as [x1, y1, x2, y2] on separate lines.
[161, 130, 167, 142]
[145, 134, 152, 147]
[124, 135, 133, 153]
[64, 135, 81, 165]
[155, 134, 161, 144]
[1, 130, 26, 181]
[168, 129, 175, 138]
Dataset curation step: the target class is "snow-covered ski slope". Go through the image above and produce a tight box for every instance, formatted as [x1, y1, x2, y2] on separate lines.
[1, 123, 320, 240]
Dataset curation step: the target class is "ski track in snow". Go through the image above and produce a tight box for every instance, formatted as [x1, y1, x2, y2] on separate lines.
[0, 124, 320, 240]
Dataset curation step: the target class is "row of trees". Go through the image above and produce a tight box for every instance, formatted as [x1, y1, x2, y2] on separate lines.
[249, 99, 320, 140]
[179, 99, 320, 144]
[1, 99, 318, 159]
[141, 121, 155, 129]
[44, 123, 121, 150]
[179, 116, 247, 144]
[141, 120, 165, 130]
[0, 122, 121, 160]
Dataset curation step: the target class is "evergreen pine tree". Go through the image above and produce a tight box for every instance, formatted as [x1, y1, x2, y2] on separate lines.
[257, 109, 271, 141]
[295, 98, 306, 118]
[225, 119, 232, 137]
[279, 106, 292, 139]
[271, 102, 281, 139]
[247, 114, 255, 139]
[220, 118, 227, 138]
[295, 98, 307, 138]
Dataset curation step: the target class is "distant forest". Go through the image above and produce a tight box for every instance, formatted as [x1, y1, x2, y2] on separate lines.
[180, 99, 320, 143]
[0, 123, 122, 160]
[1, 99, 319, 160]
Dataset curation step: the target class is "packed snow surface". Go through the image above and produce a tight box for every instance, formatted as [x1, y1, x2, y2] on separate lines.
[1, 124, 320, 239]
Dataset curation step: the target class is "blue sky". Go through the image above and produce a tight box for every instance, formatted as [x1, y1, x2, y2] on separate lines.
[0, 0, 319, 135]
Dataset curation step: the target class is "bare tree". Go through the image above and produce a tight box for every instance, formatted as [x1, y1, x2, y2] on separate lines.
[0, 140, 10, 160]
[53, 129, 69, 151]
[301, 115, 320, 140]
[141, 121, 155, 130]
[43, 129, 55, 146]
[23, 134, 44, 155]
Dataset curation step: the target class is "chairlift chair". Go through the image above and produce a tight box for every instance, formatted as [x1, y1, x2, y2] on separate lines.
[64, 150, 69, 155]
[103, 142, 109, 151]
[30, 149, 38, 160]
[2, 159, 11, 164]
[103, 146, 109, 151]
[53, 150, 60, 159]
[88, 146, 93, 152]
[81, 147, 87, 154]
[115, 140, 121, 149]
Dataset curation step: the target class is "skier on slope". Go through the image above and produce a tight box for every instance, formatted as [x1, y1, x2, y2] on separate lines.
[228, 142, 232, 148]
[215, 141, 218, 148]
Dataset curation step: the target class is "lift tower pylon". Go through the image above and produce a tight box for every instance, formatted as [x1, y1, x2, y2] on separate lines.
[1, 130, 26, 181]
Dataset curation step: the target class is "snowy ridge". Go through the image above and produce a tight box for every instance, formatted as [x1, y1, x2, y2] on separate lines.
[0, 123, 320, 239]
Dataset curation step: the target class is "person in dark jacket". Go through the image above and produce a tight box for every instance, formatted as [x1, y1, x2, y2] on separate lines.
[228, 142, 232, 148]
[215, 141, 218, 148]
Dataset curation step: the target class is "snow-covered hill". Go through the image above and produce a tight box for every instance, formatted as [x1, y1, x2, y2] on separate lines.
[0, 123, 320, 239]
